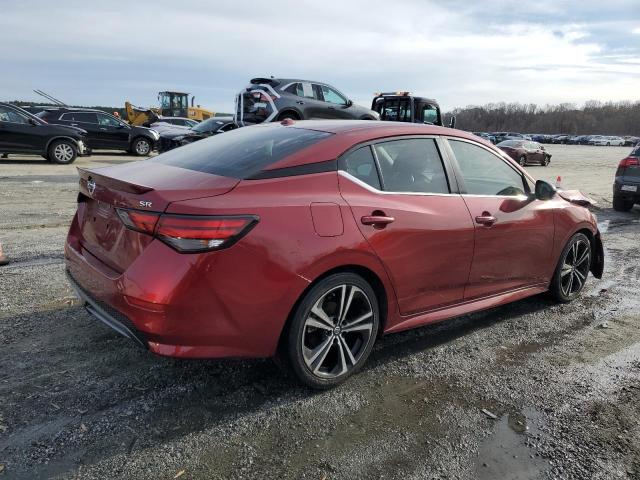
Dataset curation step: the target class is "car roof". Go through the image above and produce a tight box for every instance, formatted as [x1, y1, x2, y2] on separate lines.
[261, 120, 496, 171]
[250, 77, 337, 87]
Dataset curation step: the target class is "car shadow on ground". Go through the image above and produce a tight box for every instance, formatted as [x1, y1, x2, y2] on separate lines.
[2, 292, 557, 477]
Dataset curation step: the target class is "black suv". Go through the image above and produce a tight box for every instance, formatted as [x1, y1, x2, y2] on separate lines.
[613, 145, 640, 211]
[0, 102, 88, 164]
[235, 77, 379, 125]
[38, 108, 159, 155]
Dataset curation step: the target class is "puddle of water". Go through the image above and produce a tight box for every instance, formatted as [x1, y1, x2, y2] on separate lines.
[476, 407, 547, 480]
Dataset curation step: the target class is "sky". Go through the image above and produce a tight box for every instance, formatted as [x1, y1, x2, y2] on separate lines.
[1, 0, 639, 113]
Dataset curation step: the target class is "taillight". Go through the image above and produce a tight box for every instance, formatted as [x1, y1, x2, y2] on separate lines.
[116, 209, 160, 235]
[116, 209, 258, 253]
[619, 157, 639, 167]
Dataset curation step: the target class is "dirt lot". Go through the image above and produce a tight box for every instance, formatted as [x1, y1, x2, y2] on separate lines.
[1, 145, 639, 479]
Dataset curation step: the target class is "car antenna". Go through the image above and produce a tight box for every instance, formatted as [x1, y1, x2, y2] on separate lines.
[33, 89, 68, 106]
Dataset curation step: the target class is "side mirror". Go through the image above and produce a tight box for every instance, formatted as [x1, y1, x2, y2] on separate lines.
[448, 115, 456, 129]
[540, 145, 545, 151]
[346, 99, 353, 107]
[535, 180, 556, 201]
[28, 118, 39, 126]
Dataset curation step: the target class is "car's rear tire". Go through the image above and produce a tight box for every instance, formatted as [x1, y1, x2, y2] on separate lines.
[48, 140, 77, 164]
[282, 272, 379, 389]
[550, 233, 591, 303]
[518, 155, 527, 166]
[542, 156, 550, 166]
[131, 137, 152, 156]
[613, 196, 634, 212]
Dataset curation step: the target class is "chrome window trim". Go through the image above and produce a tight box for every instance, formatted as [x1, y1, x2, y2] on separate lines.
[338, 170, 459, 197]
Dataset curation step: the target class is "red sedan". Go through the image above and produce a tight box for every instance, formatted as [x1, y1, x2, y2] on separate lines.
[65, 120, 603, 388]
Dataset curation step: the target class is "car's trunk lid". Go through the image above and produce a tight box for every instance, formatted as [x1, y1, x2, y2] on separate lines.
[75, 163, 239, 273]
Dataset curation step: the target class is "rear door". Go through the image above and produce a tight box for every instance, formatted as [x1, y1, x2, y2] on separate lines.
[339, 136, 475, 315]
[444, 138, 555, 299]
[66, 112, 104, 147]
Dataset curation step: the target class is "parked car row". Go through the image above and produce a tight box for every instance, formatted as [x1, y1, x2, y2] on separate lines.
[472, 131, 638, 147]
[530, 134, 636, 146]
[0, 102, 160, 163]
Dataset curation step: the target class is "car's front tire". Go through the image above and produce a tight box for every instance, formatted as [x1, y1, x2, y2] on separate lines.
[550, 233, 592, 303]
[518, 155, 527, 166]
[48, 140, 78, 164]
[283, 273, 379, 389]
[131, 137, 152, 156]
[542, 156, 550, 166]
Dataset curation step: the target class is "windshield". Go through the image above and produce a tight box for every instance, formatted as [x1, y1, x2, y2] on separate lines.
[152, 125, 332, 178]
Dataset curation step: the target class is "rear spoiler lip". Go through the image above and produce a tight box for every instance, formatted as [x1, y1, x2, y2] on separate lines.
[77, 167, 154, 194]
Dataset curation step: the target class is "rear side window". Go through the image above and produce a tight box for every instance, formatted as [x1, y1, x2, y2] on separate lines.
[340, 146, 381, 190]
[449, 140, 527, 196]
[153, 126, 332, 179]
[631, 145, 639, 157]
[373, 138, 449, 194]
[63, 112, 98, 123]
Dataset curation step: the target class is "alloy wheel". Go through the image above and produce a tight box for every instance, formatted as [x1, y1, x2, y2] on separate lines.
[560, 239, 590, 296]
[54, 143, 74, 162]
[136, 140, 150, 155]
[301, 284, 375, 379]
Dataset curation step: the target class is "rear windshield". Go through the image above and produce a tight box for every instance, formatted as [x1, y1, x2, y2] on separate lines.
[152, 125, 332, 178]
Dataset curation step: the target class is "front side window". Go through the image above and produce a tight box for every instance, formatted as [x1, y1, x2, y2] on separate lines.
[449, 140, 527, 196]
[320, 85, 347, 105]
[373, 138, 449, 194]
[0, 106, 29, 124]
[340, 146, 381, 190]
[97, 113, 121, 127]
[153, 125, 332, 179]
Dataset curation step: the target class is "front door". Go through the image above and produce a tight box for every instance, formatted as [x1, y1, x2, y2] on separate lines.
[445, 138, 555, 299]
[339, 137, 475, 316]
[96, 113, 130, 149]
[0, 105, 38, 152]
[318, 85, 353, 119]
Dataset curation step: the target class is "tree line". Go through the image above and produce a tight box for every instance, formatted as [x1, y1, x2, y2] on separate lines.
[447, 100, 640, 136]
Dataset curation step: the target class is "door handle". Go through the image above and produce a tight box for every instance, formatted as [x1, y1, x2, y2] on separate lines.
[70, 123, 78, 126]
[361, 215, 395, 227]
[475, 212, 496, 227]
[328, 106, 335, 110]
[296, 101, 304, 105]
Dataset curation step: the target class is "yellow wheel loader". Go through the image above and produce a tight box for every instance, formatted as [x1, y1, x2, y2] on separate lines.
[126, 91, 214, 126]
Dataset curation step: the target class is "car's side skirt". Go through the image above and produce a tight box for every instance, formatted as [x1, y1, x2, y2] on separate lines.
[385, 283, 548, 334]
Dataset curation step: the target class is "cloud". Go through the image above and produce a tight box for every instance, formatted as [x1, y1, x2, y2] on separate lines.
[0, 0, 638, 112]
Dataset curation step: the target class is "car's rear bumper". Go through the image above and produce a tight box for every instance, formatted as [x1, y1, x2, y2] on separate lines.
[67, 270, 148, 348]
[64, 213, 308, 359]
[613, 179, 640, 202]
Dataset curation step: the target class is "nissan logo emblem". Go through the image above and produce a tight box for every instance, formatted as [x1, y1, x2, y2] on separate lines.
[87, 177, 96, 195]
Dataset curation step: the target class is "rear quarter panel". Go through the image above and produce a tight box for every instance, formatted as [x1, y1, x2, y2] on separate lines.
[165, 171, 396, 355]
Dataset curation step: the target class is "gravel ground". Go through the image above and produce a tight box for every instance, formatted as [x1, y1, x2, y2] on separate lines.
[0, 145, 639, 479]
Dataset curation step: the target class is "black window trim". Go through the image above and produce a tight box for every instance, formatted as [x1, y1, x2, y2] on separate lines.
[442, 136, 534, 198]
[337, 135, 460, 196]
